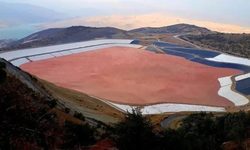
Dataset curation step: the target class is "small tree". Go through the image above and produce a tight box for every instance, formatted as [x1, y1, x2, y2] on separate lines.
[73, 112, 85, 121]
[0, 62, 6, 69]
[111, 108, 159, 150]
[223, 111, 250, 142]
[62, 121, 96, 149]
[0, 69, 6, 83]
[49, 100, 57, 108]
[64, 107, 70, 114]
[0, 62, 6, 83]
[179, 112, 218, 150]
[159, 129, 184, 150]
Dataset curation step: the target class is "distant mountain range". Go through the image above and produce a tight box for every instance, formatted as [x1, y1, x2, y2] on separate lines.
[0, 1, 63, 26]
[0, 23, 213, 51]
[0, 39, 17, 48]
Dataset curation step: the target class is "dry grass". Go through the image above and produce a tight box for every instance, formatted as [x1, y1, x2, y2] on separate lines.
[51, 108, 87, 125]
[148, 113, 173, 131]
[36, 78, 125, 124]
[129, 33, 195, 47]
[157, 33, 194, 47]
[168, 117, 185, 129]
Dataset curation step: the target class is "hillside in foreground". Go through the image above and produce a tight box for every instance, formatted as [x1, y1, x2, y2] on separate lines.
[0, 62, 103, 149]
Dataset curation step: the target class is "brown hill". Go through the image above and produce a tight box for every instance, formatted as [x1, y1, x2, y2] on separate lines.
[182, 33, 250, 58]
[1, 24, 215, 51]
[129, 23, 213, 34]
[1, 26, 130, 51]
[7, 28, 64, 47]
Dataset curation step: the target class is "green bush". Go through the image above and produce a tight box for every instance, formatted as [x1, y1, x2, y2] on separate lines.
[111, 109, 159, 150]
[49, 100, 57, 108]
[0, 62, 6, 69]
[65, 107, 70, 114]
[111, 111, 250, 150]
[73, 112, 85, 121]
[0, 62, 7, 83]
[0, 69, 6, 83]
[62, 121, 96, 149]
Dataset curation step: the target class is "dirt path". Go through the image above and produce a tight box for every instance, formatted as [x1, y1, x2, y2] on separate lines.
[173, 35, 201, 49]
[161, 115, 187, 129]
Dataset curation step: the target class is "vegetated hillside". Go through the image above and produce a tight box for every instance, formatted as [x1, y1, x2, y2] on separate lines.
[1, 26, 131, 51]
[48, 26, 129, 43]
[0, 1, 63, 25]
[111, 109, 250, 150]
[182, 33, 250, 58]
[129, 23, 213, 34]
[0, 61, 108, 150]
[7, 28, 64, 47]
[0, 39, 17, 48]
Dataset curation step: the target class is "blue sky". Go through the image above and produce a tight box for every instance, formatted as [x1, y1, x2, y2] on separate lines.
[1, 0, 250, 27]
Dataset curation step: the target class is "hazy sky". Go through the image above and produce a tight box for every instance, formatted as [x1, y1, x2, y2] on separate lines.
[1, 0, 250, 27]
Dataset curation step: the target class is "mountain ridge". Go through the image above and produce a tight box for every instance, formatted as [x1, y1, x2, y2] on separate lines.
[1, 23, 213, 50]
[129, 23, 213, 34]
[1, 26, 130, 50]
